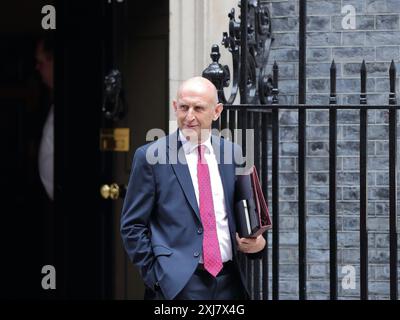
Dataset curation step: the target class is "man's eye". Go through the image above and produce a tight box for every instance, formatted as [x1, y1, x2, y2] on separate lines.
[179, 105, 188, 111]
[195, 107, 204, 112]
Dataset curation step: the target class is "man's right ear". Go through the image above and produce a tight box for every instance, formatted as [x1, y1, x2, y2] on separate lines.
[173, 100, 178, 112]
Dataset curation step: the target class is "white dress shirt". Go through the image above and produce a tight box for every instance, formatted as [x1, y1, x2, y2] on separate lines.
[39, 105, 54, 200]
[179, 130, 233, 263]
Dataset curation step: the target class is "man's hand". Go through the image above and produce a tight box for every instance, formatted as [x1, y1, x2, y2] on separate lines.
[236, 233, 266, 254]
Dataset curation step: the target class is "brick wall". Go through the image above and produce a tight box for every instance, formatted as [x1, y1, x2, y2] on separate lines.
[265, 0, 400, 299]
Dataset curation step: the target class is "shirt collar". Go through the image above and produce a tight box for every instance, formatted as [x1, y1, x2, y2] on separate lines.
[178, 129, 213, 155]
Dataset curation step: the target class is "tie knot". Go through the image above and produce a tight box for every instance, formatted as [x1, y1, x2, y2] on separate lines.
[198, 145, 206, 163]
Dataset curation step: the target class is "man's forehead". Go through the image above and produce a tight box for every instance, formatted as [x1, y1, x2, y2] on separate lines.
[180, 77, 215, 89]
[178, 87, 217, 104]
[177, 95, 209, 106]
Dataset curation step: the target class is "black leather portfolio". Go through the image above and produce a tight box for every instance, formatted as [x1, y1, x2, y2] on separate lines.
[235, 165, 272, 238]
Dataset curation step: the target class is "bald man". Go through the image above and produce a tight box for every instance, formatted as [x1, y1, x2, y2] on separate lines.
[121, 77, 265, 300]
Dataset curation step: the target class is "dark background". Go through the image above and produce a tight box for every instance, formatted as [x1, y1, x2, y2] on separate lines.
[0, 0, 169, 299]
[0, 0, 56, 299]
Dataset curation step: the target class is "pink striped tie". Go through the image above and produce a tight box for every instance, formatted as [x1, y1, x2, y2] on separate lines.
[197, 145, 223, 277]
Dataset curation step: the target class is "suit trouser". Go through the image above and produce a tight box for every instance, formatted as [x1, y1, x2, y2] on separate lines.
[146, 261, 246, 300]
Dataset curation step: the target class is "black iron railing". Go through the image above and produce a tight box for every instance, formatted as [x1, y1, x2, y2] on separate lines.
[213, 60, 399, 300]
[203, 0, 399, 300]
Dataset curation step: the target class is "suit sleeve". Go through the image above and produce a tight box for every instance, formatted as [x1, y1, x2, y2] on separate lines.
[120, 146, 157, 289]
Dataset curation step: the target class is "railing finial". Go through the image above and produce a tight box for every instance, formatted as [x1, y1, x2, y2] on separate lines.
[272, 61, 279, 104]
[389, 60, 397, 105]
[360, 60, 367, 105]
[202, 0, 272, 105]
[330, 60, 337, 105]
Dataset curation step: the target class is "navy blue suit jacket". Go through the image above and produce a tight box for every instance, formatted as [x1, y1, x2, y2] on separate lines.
[120, 131, 261, 299]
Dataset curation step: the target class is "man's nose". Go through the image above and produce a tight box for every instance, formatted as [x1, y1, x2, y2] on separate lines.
[186, 107, 195, 120]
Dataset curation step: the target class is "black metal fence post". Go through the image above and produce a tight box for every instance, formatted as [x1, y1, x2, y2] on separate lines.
[359, 60, 368, 300]
[388, 60, 398, 301]
[298, 0, 307, 300]
[247, 108, 255, 299]
[261, 110, 269, 300]
[329, 60, 338, 300]
[253, 109, 262, 300]
[272, 62, 280, 300]
[240, 0, 250, 289]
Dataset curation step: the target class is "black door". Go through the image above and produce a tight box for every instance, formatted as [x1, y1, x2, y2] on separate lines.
[55, 0, 169, 299]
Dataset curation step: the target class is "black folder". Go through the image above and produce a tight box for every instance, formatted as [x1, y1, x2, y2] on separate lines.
[235, 165, 272, 238]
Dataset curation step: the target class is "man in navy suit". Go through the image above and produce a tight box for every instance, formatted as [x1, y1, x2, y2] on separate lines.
[121, 77, 266, 300]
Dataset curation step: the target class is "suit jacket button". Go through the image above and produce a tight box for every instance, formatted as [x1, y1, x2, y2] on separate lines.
[194, 252, 200, 257]
[154, 281, 161, 291]
[197, 228, 203, 234]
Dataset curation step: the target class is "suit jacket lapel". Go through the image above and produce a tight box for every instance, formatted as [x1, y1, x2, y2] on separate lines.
[168, 131, 201, 220]
[167, 132, 236, 232]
